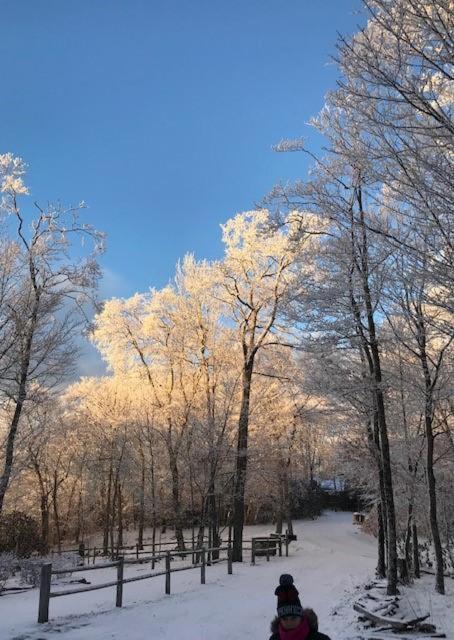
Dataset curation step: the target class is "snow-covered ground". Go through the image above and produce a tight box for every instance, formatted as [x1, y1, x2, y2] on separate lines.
[2, 511, 453, 640]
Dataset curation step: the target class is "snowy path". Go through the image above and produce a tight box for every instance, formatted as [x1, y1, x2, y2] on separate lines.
[0, 512, 384, 640]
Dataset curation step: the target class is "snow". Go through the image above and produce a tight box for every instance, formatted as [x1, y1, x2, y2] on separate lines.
[1, 511, 453, 640]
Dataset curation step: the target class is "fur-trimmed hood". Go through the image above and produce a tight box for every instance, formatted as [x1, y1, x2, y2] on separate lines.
[270, 608, 319, 634]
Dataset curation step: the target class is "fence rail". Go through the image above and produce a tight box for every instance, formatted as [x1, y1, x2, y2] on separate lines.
[38, 534, 293, 623]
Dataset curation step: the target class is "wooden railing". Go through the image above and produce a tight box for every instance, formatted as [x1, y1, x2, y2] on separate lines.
[38, 545, 232, 623]
[56, 537, 216, 566]
[38, 533, 294, 623]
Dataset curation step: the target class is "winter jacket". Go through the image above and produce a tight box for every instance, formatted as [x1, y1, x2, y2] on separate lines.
[269, 608, 331, 640]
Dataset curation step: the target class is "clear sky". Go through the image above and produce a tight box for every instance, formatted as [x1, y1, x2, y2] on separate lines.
[2, 1, 363, 372]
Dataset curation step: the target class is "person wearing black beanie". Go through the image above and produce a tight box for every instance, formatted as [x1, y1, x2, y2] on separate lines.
[269, 574, 331, 640]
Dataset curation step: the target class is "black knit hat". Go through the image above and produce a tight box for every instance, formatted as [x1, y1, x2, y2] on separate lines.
[275, 574, 303, 618]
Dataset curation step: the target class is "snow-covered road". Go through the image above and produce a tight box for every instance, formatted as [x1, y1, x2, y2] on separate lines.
[0, 512, 394, 639]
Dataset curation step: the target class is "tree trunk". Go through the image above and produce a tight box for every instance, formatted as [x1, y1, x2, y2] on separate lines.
[110, 477, 118, 559]
[418, 310, 445, 594]
[103, 462, 113, 556]
[0, 380, 29, 514]
[0, 295, 39, 516]
[275, 498, 283, 535]
[74, 490, 83, 545]
[208, 475, 220, 560]
[412, 522, 420, 579]
[40, 495, 50, 554]
[356, 193, 397, 595]
[283, 471, 293, 536]
[138, 446, 145, 550]
[117, 484, 123, 551]
[426, 412, 445, 594]
[366, 409, 387, 578]
[52, 472, 62, 553]
[372, 343, 398, 594]
[169, 451, 185, 551]
[147, 428, 157, 559]
[377, 502, 386, 579]
[232, 359, 254, 562]
[404, 503, 413, 575]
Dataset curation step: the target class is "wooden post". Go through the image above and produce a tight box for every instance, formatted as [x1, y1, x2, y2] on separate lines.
[201, 548, 206, 584]
[38, 563, 52, 623]
[116, 558, 124, 607]
[285, 535, 289, 558]
[266, 540, 270, 562]
[136, 543, 139, 560]
[278, 537, 282, 557]
[165, 551, 171, 594]
[251, 539, 255, 565]
[227, 544, 233, 575]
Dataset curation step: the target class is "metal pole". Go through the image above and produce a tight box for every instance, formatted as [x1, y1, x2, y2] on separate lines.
[38, 563, 52, 623]
[227, 545, 233, 575]
[251, 539, 255, 565]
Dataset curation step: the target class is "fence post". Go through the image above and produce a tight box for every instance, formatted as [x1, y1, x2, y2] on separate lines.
[285, 535, 289, 558]
[136, 543, 139, 560]
[165, 551, 171, 594]
[38, 563, 52, 623]
[251, 539, 255, 565]
[201, 547, 206, 584]
[266, 539, 270, 562]
[227, 544, 233, 575]
[116, 558, 124, 607]
[278, 538, 282, 557]
[93, 546, 96, 565]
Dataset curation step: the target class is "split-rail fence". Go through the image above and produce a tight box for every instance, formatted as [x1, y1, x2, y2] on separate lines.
[38, 533, 292, 623]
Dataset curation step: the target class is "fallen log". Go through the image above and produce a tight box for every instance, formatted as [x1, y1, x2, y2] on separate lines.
[353, 603, 430, 630]
[371, 603, 398, 616]
[420, 567, 453, 579]
[0, 587, 34, 595]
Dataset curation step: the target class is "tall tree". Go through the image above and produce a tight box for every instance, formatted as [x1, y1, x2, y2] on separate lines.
[217, 209, 318, 561]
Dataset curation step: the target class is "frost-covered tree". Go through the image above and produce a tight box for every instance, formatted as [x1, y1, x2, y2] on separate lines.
[216, 209, 320, 561]
[0, 153, 103, 515]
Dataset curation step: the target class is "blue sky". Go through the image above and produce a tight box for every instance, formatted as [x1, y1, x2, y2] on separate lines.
[1, 0, 363, 373]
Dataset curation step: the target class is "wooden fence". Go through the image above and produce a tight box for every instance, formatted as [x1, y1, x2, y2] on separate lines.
[250, 534, 290, 564]
[38, 534, 292, 623]
[58, 537, 217, 566]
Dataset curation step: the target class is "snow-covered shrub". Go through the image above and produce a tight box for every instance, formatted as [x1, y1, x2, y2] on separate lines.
[0, 511, 42, 557]
[0, 552, 19, 591]
[19, 552, 79, 586]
